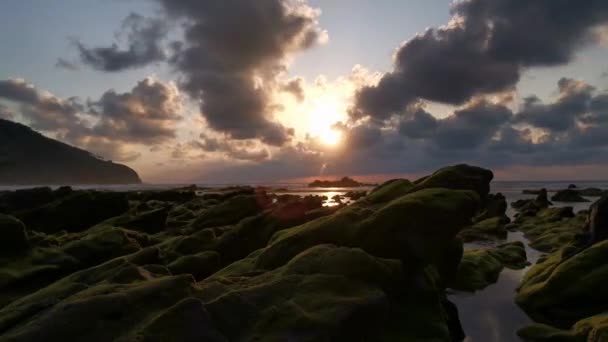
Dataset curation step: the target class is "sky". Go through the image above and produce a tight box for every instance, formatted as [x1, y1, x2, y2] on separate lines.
[1, 0, 608, 183]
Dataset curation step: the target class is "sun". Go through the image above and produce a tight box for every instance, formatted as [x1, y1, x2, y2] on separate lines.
[309, 98, 344, 146]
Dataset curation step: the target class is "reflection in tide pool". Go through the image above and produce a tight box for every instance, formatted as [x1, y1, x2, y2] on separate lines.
[449, 186, 595, 342]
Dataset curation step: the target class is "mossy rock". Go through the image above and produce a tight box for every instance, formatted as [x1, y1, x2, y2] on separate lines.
[411, 164, 494, 199]
[168, 251, 221, 280]
[516, 240, 608, 327]
[366, 179, 413, 204]
[0, 214, 28, 254]
[474, 193, 509, 223]
[512, 207, 585, 253]
[458, 216, 509, 242]
[450, 241, 527, 292]
[551, 189, 590, 203]
[105, 206, 170, 234]
[518, 312, 608, 342]
[16, 191, 130, 233]
[192, 195, 268, 229]
[203, 245, 455, 341]
[257, 188, 480, 270]
[60, 226, 142, 266]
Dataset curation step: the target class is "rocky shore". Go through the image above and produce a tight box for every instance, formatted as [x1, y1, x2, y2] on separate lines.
[0, 164, 606, 341]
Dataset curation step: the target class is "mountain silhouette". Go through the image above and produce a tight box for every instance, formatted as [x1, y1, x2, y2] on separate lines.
[0, 119, 141, 184]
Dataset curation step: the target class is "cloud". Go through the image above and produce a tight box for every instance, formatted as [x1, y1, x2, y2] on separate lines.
[155, 0, 326, 146]
[0, 104, 14, 120]
[86, 77, 183, 145]
[0, 77, 183, 162]
[55, 58, 79, 71]
[0, 79, 84, 132]
[74, 13, 168, 72]
[282, 78, 305, 102]
[353, 0, 608, 120]
[515, 78, 595, 131]
[190, 134, 270, 162]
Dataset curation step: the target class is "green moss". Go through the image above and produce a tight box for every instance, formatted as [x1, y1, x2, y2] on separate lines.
[518, 312, 608, 342]
[366, 179, 413, 204]
[458, 217, 508, 242]
[192, 195, 266, 229]
[168, 251, 221, 280]
[257, 188, 479, 270]
[410, 164, 494, 199]
[512, 207, 585, 253]
[450, 241, 527, 292]
[516, 240, 608, 327]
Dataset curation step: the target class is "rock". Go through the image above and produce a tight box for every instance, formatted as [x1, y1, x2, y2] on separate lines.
[513, 189, 552, 215]
[577, 188, 605, 197]
[168, 251, 221, 280]
[308, 176, 371, 188]
[17, 191, 130, 233]
[411, 164, 494, 201]
[0, 187, 55, 213]
[192, 194, 268, 229]
[511, 207, 583, 253]
[106, 206, 171, 234]
[256, 188, 480, 270]
[0, 214, 28, 254]
[366, 179, 413, 204]
[551, 189, 590, 203]
[474, 192, 509, 223]
[458, 217, 509, 242]
[516, 240, 608, 328]
[518, 312, 608, 342]
[345, 190, 367, 201]
[202, 245, 456, 341]
[585, 195, 608, 244]
[568, 184, 578, 190]
[450, 241, 527, 292]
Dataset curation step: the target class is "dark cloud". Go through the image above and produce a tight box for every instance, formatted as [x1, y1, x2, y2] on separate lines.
[282, 78, 305, 102]
[354, 0, 608, 120]
[156, 0, 325, 145]
[190, 134, 270, 162]
[0, 78, 182, 162]
[55, 58, 79, 71]
[190, 78, 608, 182]
[515, 78, 595, 131]
[0, 79, 84, 132]
[86, 78, 182, 145]
[75, 13, 168, 72]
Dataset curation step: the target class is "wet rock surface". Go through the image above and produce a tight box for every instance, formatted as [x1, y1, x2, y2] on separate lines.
[1, 165, 605, 342]
[0, 164, 498, 341]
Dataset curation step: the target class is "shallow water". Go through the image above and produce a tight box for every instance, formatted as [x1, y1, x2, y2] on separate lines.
[449, 183, 599, 342]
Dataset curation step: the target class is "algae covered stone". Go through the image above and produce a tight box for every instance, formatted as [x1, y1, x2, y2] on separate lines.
[450, 241, 527, 292]
[516, 240, 608, 327]
[0, 214, 28, 254]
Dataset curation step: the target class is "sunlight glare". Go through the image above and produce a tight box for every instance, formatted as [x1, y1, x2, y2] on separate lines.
[309, 97, 344, 146]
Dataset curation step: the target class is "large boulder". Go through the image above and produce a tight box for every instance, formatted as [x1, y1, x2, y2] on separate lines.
[411, 164, 494, 199]
[585, 195, 608, 244]
[256, 188, 480, 270]
[17, 191, 130, 233]
[551, 189, 590, 203]
[516, 240, 608, 328]
[450, 241, 527, 292]
[510, 207, 584, 253]
[0, 214, 28, 254]
[518, 312, 608, 342]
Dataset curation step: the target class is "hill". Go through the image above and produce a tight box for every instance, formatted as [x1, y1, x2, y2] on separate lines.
[0, 119, 141, 184]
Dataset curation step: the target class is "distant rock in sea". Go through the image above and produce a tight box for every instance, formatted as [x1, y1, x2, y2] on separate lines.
[0, 119, 141, 184]
[308, 176, 374, 188]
